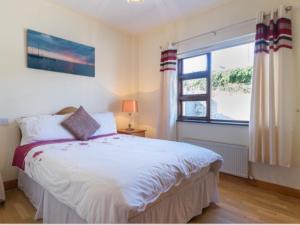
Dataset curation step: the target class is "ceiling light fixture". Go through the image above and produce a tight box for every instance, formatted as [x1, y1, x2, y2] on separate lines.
[127, 0, 144, 3]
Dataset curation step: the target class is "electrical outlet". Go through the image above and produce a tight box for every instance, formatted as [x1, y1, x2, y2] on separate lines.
[0, 118, 9, 125]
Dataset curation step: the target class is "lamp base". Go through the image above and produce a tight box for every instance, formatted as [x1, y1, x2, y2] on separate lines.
[126, 122, 134, 131]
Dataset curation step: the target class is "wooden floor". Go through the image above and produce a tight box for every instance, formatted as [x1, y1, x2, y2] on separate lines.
[0, 174, 300, 223]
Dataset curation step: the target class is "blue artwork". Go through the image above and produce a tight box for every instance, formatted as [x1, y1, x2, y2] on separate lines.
[27, 29, 95, 77]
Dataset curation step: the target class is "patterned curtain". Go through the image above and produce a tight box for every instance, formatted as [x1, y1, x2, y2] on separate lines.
[249, 6, 294, 167]
[158, 47, 177, 140]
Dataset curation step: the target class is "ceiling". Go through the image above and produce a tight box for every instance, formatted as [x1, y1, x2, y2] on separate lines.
[51, 0, 228, 34]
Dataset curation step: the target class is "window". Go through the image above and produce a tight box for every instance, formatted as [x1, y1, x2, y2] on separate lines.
[178, 42, 254, 124]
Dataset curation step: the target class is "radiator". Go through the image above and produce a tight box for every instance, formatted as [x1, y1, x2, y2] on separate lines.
[180, 138, 249, 178]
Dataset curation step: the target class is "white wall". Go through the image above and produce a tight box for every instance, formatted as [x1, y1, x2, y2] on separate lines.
[0, 0, 136, 181]
[136, 0, 300, 189]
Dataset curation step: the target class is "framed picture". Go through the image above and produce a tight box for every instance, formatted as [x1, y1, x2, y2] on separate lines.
[27, 29, 95, 77]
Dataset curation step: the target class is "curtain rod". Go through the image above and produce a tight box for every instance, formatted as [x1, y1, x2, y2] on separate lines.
[172, 5, 292, 46]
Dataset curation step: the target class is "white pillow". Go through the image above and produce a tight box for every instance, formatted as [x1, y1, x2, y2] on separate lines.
[17, 112, 117, 145]
[92, 112, 117, 136]
[17, 114, 74, 145]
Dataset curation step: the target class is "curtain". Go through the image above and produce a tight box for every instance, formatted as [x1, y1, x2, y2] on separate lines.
[158, 46, 177, 140]
[249, 6, 294, 167]
[0, 174, 5, 203]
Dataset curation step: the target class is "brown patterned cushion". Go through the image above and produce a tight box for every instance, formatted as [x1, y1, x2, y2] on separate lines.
[61, 106, 100, 141]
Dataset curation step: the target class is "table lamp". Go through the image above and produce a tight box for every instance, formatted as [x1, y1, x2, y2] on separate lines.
[122, 100, 138, 131]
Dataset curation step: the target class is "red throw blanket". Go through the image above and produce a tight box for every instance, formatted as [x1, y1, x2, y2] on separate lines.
[12, 133, 117, 170]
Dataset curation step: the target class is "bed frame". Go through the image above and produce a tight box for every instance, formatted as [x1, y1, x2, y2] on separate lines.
[55, 106, 78, 115]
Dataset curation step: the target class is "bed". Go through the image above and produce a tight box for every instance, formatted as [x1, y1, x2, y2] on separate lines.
[12, 107, 223, 223]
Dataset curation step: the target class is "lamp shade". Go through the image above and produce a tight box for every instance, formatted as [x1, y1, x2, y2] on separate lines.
[122, 100, 138, 113]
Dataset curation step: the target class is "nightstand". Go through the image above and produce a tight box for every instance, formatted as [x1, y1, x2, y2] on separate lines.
[118, 129, 146, 137]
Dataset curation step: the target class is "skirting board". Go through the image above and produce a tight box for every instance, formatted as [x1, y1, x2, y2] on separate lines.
[4, 175, 300, 199]
[4, 180, 18, 190]
[220, 173, 300, 199]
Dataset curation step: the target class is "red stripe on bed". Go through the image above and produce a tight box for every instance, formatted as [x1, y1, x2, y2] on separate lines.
[12, 133, 117, 170]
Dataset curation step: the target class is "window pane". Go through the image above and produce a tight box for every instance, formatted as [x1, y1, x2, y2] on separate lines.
[211, 42, 254, 121]
[182, 101, 207, 117]
[183, 55, 207, 74]
[183, 78, 207, 95]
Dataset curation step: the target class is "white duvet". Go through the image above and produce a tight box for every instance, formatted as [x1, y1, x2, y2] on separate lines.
[24, 134, 223, 223]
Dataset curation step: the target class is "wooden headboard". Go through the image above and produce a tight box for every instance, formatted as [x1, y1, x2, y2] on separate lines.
[55, 106, 78, 115]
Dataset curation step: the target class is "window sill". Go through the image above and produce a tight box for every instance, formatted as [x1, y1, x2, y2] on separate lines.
[177, 118, 249, 127]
